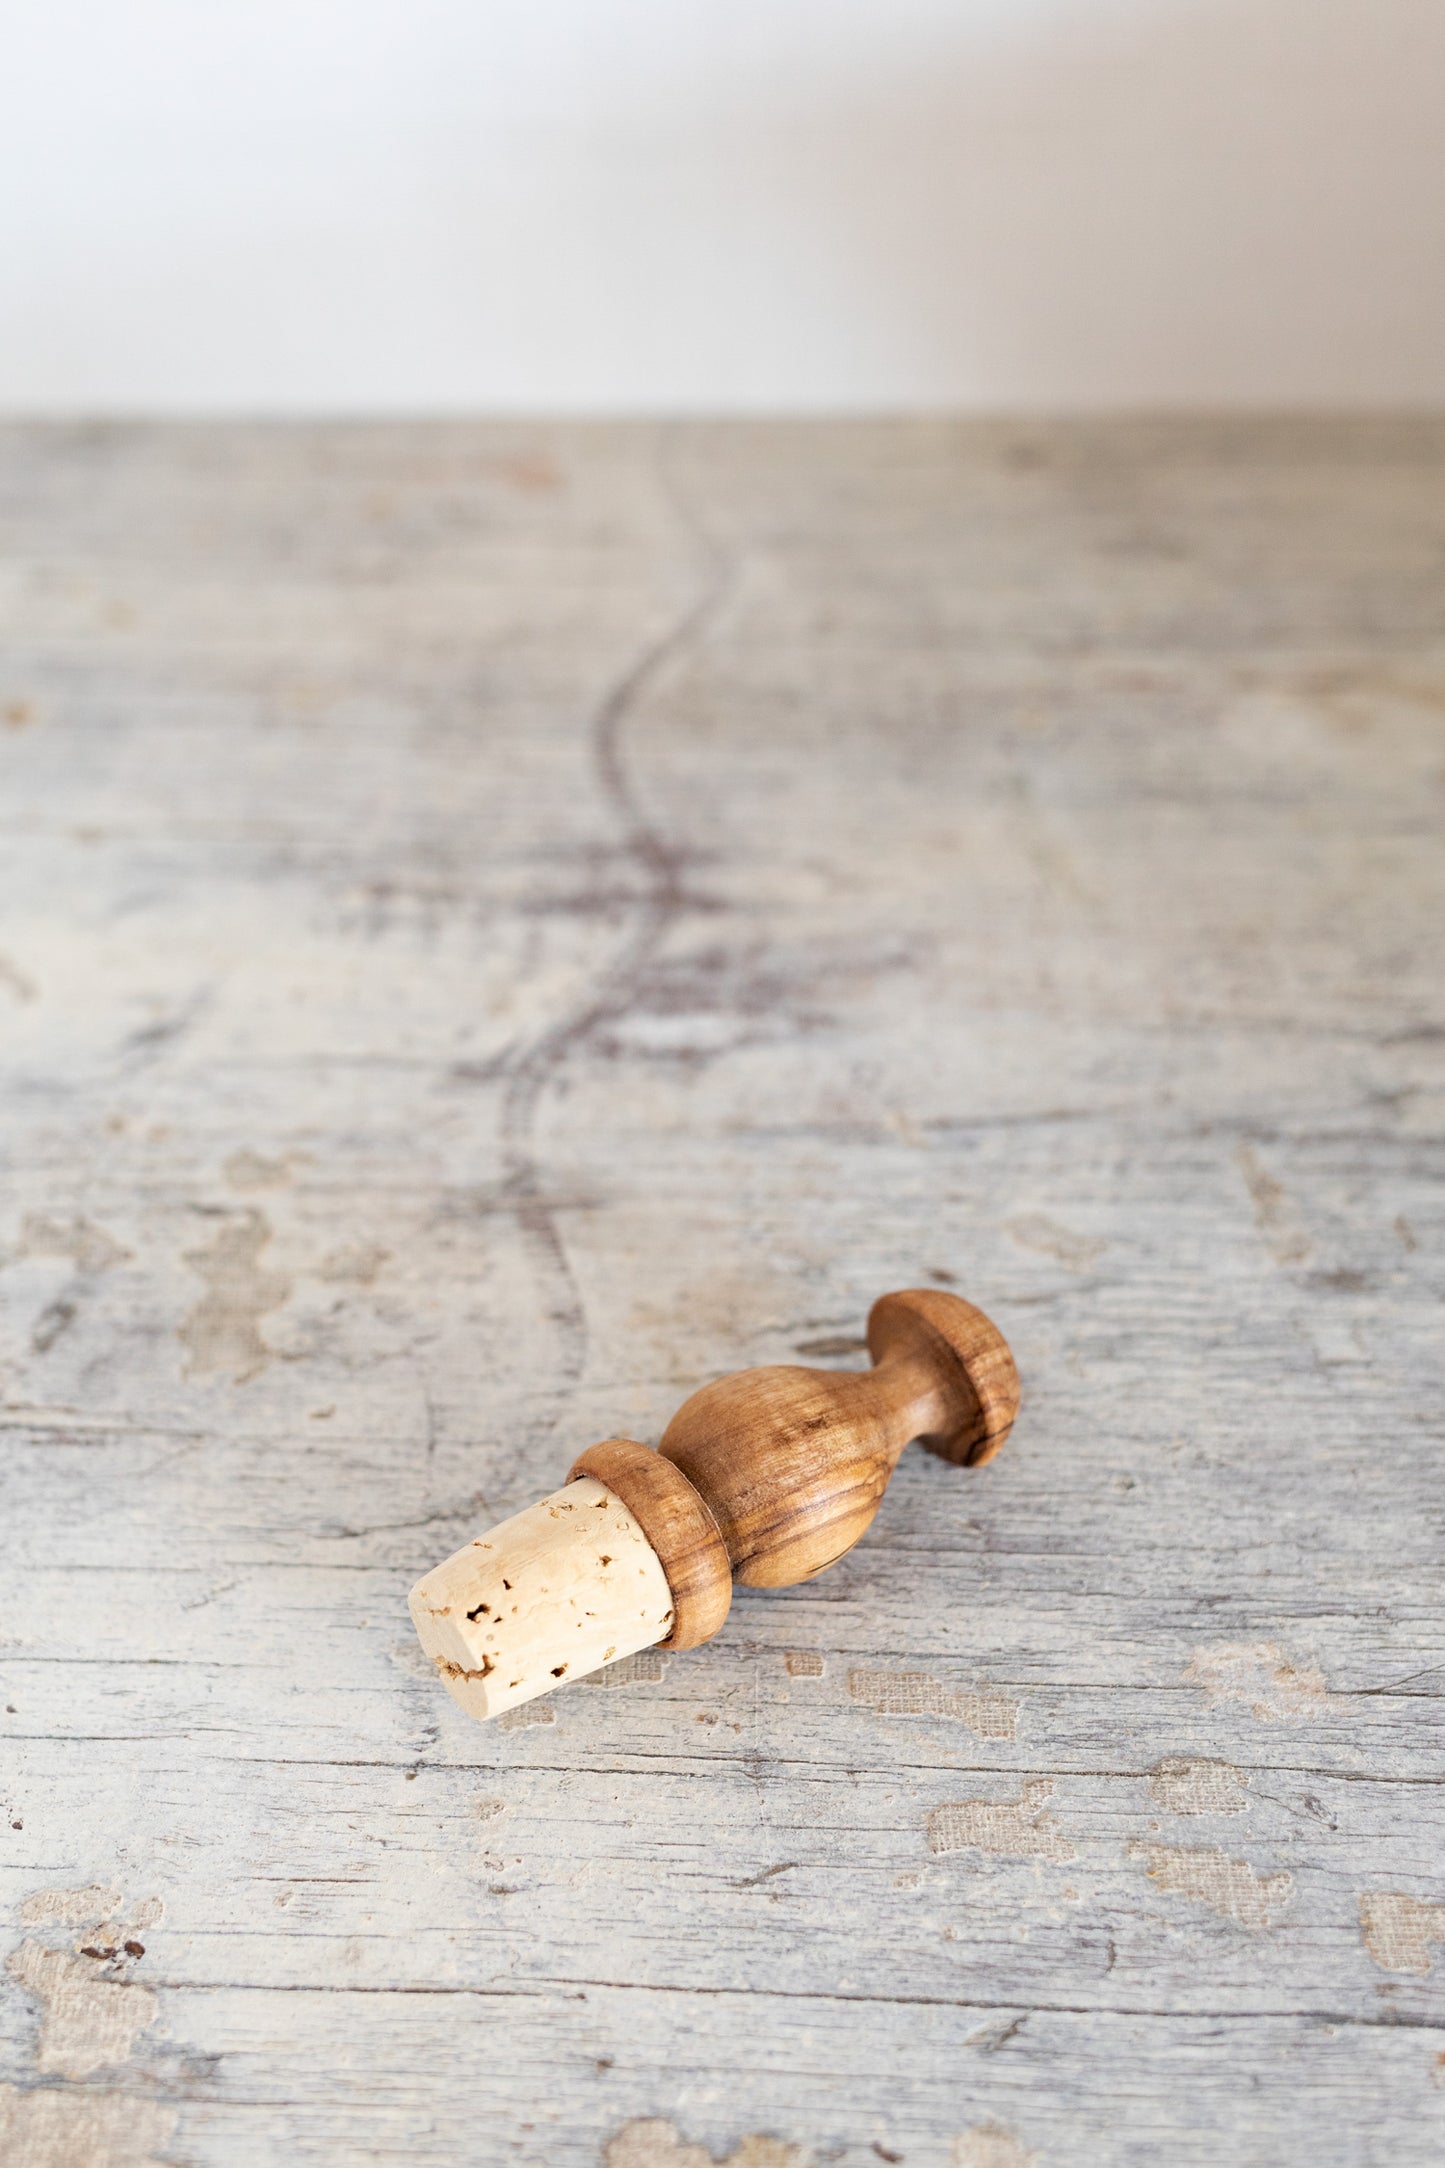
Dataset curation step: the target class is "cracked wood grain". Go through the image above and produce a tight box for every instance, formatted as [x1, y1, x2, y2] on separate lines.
[1, 417, 1443, 2168]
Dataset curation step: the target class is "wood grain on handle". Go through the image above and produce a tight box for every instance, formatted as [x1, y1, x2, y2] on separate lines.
[411, 1289, 1018, 1720]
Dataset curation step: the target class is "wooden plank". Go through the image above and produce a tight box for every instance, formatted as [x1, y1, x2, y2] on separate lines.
[1, 417, 1443, 2165]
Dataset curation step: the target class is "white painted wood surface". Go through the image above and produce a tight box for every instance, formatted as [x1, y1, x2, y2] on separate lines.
[0, 418, 1442, 2166]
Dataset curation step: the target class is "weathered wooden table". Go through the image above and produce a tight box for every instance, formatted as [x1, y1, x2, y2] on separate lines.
[1, 419, 1442, 2167]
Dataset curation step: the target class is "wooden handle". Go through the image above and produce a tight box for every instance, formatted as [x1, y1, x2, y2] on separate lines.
[412, 1288, 1017, 1720]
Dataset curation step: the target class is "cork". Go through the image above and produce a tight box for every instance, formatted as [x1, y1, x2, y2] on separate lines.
[407, 1476, 675, 1721]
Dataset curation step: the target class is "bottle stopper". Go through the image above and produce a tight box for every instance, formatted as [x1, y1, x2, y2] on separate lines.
[408, 1288, 1018, 1723]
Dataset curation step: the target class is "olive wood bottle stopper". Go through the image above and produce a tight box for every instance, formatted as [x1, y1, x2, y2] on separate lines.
[408, 1288, 1018, 1724]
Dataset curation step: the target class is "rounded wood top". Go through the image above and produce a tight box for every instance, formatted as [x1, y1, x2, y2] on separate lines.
[866, 1289, 1020, 1465]
[658, 1289, 1019, 1591]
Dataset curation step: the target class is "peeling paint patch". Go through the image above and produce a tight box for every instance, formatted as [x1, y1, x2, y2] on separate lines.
[18, 1215, 129, 1274]
[474, 1798, 506, 1822]
[18, 1886, 124, 1928]
[1184, 1640, 1331, 1722]
[0, 2083, 177, 2167]
[180, 1210, 291, 1381]
[1129, 1843, 1291, 1928]
[8, 1938, 158, 2076]
[1003, 1213, 1105, 1271]
[6, 1885, 167, 2118]
[785, 1651, 824, 1677]
[499, 1700, 555, 1729]
[851, 1669, 1017, 1739]
[1359, 1891, 1445, 1974]
[605, 2119, 808, 2168]
[927, 1780, 1075, 1862]
[1235, 1145, 1312, 1264]
[587, 1650, 667, 1688]
[953, 2123, 1038, 2168]
[1147, 1758, 1250, 1814]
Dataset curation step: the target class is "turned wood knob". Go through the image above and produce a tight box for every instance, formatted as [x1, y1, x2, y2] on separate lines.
[409, 1288, 1017, 1724]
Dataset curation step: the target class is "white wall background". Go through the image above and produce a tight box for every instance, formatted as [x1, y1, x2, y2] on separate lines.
[2, 0, 1443, 412]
